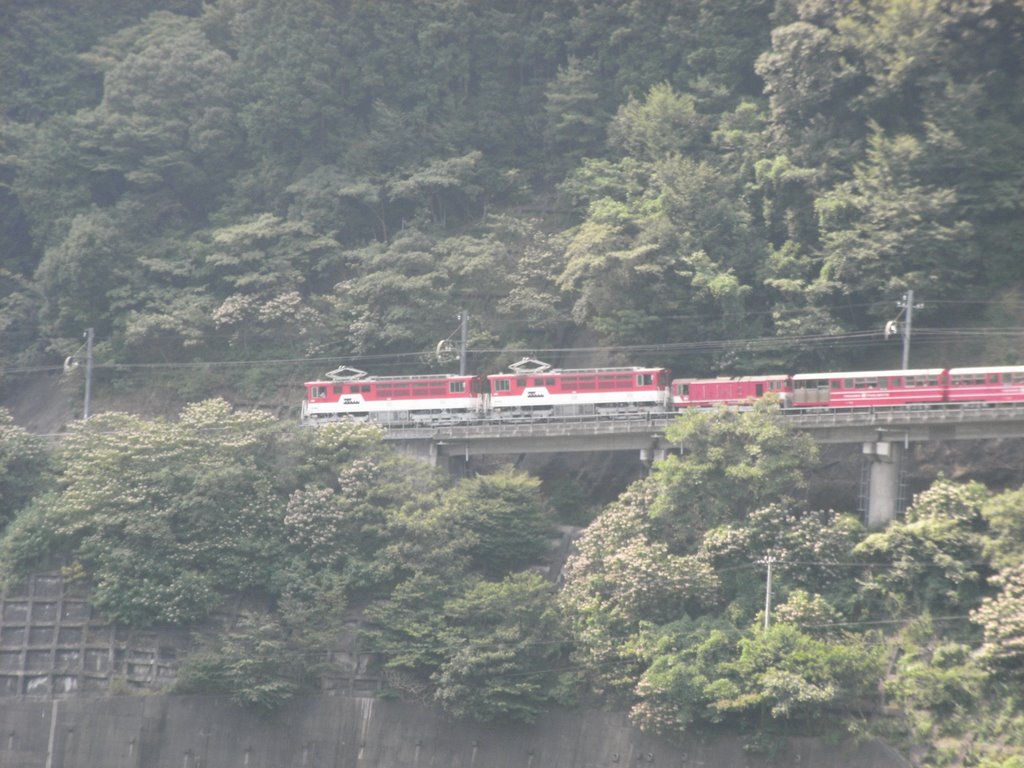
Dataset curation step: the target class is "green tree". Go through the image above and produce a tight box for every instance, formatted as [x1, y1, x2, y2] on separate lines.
[885, 617, 986, 745]
[709, 623, 885, 722]
[434, 572, 574, 722]
[436, 467, 551, 578]
[224, 0, 353, 175]
[855, 478, 991, 617]
[815, 124, 976, 320]
[556, 82, 767, 360]
[542, 57, 609, 175]
[200, 213, 345, 354]
[364, 571, 466, 687]
[652, 401, 819, 550]
[630, 616, 741, 733]
[0, 401, 293, 625]
[0, 409, 49, 528]
[175, 610, 304, 711]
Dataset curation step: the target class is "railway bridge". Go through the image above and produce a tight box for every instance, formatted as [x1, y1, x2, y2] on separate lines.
[381, 402, 1024, 528]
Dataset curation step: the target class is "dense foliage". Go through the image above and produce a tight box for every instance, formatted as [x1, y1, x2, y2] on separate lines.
[2, 0, 1023, 388]
[3, 1, 1024, 763]
[3, 395, 1024, 762]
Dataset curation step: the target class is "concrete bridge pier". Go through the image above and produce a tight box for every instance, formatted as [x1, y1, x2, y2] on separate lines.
[639, 446, 670, 473]
[861, 440, 905, 529]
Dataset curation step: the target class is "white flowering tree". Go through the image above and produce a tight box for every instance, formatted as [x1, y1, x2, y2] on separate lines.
[561, 480, 720, 693]
[974, 563, 1024, 673]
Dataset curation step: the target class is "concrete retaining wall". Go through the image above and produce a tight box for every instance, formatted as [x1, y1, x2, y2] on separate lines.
[0, 694, 910, 768]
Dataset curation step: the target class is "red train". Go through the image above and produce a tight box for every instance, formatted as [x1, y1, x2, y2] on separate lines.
[301, 361, 1024, 424]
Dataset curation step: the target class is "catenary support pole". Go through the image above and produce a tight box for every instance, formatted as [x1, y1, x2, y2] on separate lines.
[83, 327, 94, 420]
[459, 311, 468, 376]
[901, 290, 913, 370]
[763, 557, 775, 630]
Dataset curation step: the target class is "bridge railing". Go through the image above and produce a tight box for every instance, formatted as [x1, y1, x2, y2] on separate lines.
[298, 401, 1024, 438]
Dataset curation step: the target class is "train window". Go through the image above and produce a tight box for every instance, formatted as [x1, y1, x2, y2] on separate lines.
[310, 386, 327, 399]
[830, 380, 840, 389]
[755, 384, 763, 396]
[449, 381, 466, 393]
[494, 379, 510, 392]
[928, 376, 939, 386]
[546, 377, 556, 386]
[517, 378, 526, 387]
[1013, 373, 1024, 384]
[989, 374, 1000, 384]
[361, 384, 371, 392]
[637, 374, 653, 386]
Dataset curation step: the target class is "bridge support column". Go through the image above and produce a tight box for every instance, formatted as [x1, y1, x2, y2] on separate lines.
[862, 441, 904, 529]
[639, 447, 669, 473]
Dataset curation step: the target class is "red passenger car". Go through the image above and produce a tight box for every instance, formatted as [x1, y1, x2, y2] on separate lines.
[791, 369, 949, 408]
[671, 375, 792, 408]
[487, 358, 671, 418]
[947, 366, 1024, 404]
[302, 366, 485, 424]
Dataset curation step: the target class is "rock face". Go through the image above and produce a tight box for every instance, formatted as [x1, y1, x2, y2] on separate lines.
[0, 694, 910, 768]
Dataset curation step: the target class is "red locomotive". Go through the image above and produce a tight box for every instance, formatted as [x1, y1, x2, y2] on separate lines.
[487, 358, 671, 418]
[302, 365, 484, 424]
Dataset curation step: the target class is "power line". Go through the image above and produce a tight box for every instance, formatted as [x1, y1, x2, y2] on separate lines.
[6, 322, 1024, 378]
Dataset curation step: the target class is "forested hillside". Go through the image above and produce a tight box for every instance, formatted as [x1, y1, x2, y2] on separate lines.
[3, 2, 1024, 766]
[2, 0, 1023, 390]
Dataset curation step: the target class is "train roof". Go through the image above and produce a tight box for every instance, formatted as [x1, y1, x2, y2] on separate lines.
[672, 374, 790, 382]
[488, 366, 668, 376]
[792, 368, 946, 380]
[949, 365, 1024, 374]
[305, 373, 478, 385]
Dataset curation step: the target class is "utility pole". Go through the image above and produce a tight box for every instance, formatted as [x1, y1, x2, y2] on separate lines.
[887, 291, 923, 370]
[83, 327, 94, 420]
[762, 556, 776, 630]
[899, 290, 923, 370]
[900, 290, 914, 370]
[459, 310, 468, 375]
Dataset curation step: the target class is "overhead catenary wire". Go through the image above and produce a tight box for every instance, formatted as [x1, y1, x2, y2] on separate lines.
[5, 322, 1024, 377]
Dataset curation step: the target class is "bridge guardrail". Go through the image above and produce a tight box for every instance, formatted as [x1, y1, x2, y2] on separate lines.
[367, 401, 1024, 440]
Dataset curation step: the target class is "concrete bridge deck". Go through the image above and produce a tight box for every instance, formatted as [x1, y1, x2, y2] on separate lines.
[380, 401, 1024, 454]
[378, 402, 1024, 528]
